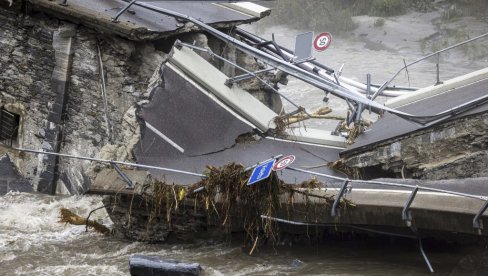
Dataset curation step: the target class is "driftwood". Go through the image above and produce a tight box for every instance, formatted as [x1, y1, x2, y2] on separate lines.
[285, 106, 345, 125]
[58, 208, 110, 235]
[102, 163, 356, 254]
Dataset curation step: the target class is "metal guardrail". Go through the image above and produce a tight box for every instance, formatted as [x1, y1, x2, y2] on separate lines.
[50, 0, 488, 226]
[174, 41, 307, 115]
[284, 165, 488, 273]
[382, 32, 488, 94]
[6, 144, 488, 235]
[8, 143, 487, 273]
[286, 166, 488, 235]
[55, 0, 488, 128]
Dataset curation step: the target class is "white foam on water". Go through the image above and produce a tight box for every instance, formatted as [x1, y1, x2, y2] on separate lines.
[14, 264, 124, 276]
[77, 241, 142, 259]
[0, 192, 108, 233]
[0, 192, 111, 259]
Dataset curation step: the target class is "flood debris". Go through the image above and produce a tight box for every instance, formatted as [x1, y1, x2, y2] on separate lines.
[105, 163, 355, 253]
[328, 159, 361, 179]
[58, 208, 110, 235]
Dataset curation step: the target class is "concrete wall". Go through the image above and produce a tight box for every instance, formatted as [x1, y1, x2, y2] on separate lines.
[344, 112, 488, 180]
[0, 8, 166, 194]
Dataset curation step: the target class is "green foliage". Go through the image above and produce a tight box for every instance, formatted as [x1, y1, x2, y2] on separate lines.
[445, 0, 488, 18]
[261, 0, 487, 34]
[373, 18, 386, 28]
[409, 0, 435, 12]
[269, 0, 357, 34]
[370, 0, 406, 17]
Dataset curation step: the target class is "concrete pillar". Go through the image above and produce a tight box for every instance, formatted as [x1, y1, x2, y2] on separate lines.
[37, 23, 76, 194]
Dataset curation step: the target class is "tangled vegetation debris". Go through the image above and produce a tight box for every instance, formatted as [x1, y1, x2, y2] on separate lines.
[328, 159, 362, 179]
[121, 163, 356, 253]
[58, 208, 110, 235]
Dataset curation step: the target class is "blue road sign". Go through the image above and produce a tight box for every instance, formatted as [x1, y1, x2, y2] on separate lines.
[247, 159, 276, 186]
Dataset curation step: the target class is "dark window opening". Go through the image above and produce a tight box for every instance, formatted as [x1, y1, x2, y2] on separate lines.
[0, 108, 20, 147]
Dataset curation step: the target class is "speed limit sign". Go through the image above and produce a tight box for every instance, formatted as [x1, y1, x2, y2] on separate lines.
[272, 155, 296, 171]
[313, 32, 332, 52]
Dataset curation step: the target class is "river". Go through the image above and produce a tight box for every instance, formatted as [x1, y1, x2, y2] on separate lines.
[1, 7, 488, 276]
[0, 192, 480, 275]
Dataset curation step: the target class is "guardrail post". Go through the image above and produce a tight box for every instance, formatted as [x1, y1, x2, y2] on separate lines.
[331, 180, 349, 217]
[112, 0, 137, 23]
[435, 53, 442, 85]
[473, 199, 488, 235]
[110, 161, 134, 189]
[402, 186, 419, 227]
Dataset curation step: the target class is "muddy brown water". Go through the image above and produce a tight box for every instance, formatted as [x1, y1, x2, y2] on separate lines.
[2, 11, 488, 275]
[0, 192, 479, 275]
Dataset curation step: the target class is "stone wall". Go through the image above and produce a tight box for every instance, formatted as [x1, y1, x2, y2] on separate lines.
[0, 9, 58, 191]
[344, 112, 488, 180]
[0, 8, 166, 194]
[55, 27, 165, 194]
[0, 6, 282, 195]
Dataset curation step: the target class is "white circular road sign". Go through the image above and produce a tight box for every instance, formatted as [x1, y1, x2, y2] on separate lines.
[273, 155, 296, 171]
[313, 32, 332, 52]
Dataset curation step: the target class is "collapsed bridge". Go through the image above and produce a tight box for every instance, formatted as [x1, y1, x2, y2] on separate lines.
[1, 1, 488, 271]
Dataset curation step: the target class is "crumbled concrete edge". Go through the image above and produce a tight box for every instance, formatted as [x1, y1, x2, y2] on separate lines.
[343, 112, 488, 180]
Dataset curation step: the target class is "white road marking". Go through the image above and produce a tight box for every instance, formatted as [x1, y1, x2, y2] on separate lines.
[145, 122, 185, 153]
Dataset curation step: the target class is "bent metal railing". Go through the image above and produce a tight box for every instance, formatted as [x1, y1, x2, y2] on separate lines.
[283, 166, 488, 274]
[7, 145, 488, 235]
[285, 166, 488, 233]
[382, 32, 488, 94]
[3, 145, 488, 272]
[54, 0, 488, 128]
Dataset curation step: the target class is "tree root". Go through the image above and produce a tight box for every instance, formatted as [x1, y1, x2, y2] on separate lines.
[59, 208, 110, 235]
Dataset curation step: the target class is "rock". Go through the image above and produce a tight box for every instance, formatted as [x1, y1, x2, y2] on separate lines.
[129, 255, 201, 276]
[290, 259, 305, 268]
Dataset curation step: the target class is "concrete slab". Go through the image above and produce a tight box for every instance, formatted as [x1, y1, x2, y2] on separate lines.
[169, 46, 277, 132]
[285, 127, 346, 148]
[90, 167, 149, 194]
[132, 60, 344, 185]
[141, 63, 255, 156]
[343, 77, 488, 156]
[27, 0, 268, 41]
[386, 67, 488, 108]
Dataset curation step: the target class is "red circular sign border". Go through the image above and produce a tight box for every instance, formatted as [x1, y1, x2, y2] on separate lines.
[273, 155, 296, 171]
[313, 32, 332, 52]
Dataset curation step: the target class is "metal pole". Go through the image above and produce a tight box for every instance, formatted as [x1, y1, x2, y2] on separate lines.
[176, 42, 307, 113]
[112, 0, 137, 23]
[419, 239, 435, 273]
[367, 74, 372, 114]
[286, 166, 487, 201]
[331, 180, 349, 217]
[402, 186, 419, 227]
[14, 147, 206, 178]
[385, 32, 488, 90]
[436, 53, 442, 85]
[119, 0, 420, 120]
[226, 58, 314, 85]
[473, 199, 488, 234]
[110, 162, 134, 189]
[97, 41, 114, 143]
